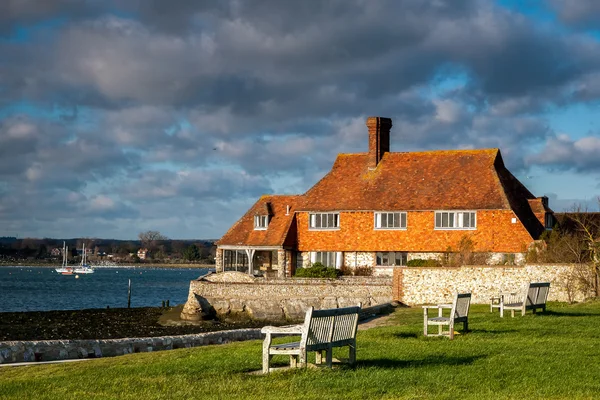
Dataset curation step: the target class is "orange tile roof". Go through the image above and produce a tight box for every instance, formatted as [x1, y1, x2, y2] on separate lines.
[299, 149, 516, 211]
[218, 148, 547, 245]
[216, 195, 301, 247]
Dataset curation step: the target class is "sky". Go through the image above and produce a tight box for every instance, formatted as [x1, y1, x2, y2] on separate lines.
[1, 0, 600, 240]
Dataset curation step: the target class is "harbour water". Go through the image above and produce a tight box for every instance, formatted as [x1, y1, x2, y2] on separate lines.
[0, 266, 209, 312]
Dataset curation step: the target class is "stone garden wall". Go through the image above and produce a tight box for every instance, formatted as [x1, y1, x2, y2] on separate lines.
[0, 328, 261, 365]
[181, 271, 393, 321]
[393, 264, 590, 305]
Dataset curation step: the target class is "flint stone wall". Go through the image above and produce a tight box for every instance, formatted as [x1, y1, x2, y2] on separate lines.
[0, 328, 260, 365]
[394, 264, 590, 305]
[181, 272, 392, 321]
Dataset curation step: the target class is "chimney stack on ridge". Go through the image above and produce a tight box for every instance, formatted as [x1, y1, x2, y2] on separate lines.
[366, 116, 392, 169]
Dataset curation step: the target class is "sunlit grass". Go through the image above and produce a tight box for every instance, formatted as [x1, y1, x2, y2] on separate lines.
[2, 301, 600, 399]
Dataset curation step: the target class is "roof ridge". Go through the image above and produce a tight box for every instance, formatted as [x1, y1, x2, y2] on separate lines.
[335, 148, 499, 157]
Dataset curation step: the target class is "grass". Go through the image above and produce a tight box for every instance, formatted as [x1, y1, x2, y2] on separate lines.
[2, 301, 600, 399]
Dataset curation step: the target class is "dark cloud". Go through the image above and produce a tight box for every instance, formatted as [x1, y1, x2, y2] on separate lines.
[0, 0, 93, 35]
[547, 0, 600, 29]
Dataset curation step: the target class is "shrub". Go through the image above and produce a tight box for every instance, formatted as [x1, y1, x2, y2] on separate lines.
[294, 262, 341, 278]
[339, 265, 353, 276]
[353, 265, 374, 276]
[338, 265, 374, 276]
[406, 258, 441, 267]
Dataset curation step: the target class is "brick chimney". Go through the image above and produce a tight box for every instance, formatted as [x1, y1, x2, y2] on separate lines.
[366, 116, 392, 169]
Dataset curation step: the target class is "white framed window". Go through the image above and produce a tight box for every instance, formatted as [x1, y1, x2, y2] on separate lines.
[435, 211, 476, 229]
[375, 212, 407, 229]
[254, 215, 268, 230]
[376, 252, 408, 266]
[309, 213, 340, 229]
[310, 251, 342, 268]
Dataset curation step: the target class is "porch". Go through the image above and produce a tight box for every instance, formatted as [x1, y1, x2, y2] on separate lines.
[216, 246, 294, 278]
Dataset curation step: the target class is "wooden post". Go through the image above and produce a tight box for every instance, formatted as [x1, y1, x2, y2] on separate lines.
[127, 278, 131, 308]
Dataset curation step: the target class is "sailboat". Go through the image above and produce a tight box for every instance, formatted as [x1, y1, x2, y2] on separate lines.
[55, 242, 74, 275]
[74, 243, 95, 274]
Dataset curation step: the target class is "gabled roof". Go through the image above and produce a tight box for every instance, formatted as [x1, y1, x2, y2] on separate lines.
[217, 195, 301, 247]
[299, 148, 520, 211]
[218, 148, 549, 246]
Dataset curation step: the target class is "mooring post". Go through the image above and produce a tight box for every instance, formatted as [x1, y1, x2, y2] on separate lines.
[127, 278, 131, 308]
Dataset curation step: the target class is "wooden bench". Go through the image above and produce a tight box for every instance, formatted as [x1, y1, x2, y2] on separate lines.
[423, 293, 471, 340]
[491, 282, 550, 317]
[261, 304, 361, 374]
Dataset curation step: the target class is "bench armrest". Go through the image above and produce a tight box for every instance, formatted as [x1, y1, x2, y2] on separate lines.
[422, 304, 452, 309]
[497, 292, 519, 297]
[261, 324, 303, 335]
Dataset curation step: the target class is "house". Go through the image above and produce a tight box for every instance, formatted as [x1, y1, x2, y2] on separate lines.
[137, 248, 149, 260]
[216, 117, 554, 277]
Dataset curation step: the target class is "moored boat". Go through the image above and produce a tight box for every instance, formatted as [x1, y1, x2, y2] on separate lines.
[55, 242, 74, 275]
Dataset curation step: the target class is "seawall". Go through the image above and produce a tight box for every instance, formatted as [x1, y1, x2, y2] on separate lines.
[181, 272, 393, 321]
[0, 329, 260, 365]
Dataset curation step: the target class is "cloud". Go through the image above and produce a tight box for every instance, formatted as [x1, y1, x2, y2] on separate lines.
[527, 134, 600, 172]
[1, 0, 600, 238]
[547, 0, 600, 29]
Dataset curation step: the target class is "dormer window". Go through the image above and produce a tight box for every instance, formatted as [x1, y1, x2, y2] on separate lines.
[254, 215, 269, 230]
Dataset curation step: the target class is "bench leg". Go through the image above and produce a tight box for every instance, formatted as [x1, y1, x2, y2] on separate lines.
[463, 320, 468, 333]
[290, 354, 298, 369]
[299, 350, 307, 368]
[262, 353, 272, 374]
[315, 350, 323, 365]
[326, 347, 333, 368]
[500, 304, 504, 318]
[262, 334, 272, 374]
[449, 322, 454, 340]
[349, 342, 356, 366]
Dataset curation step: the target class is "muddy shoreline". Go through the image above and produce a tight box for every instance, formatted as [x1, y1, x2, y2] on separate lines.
[0, 306, 268, 341]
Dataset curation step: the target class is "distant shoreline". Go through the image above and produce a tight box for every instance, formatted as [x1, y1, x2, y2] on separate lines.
[0, 262, 215, 269]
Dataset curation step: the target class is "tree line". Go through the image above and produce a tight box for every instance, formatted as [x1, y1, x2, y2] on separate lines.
[0, 230, 216, 264]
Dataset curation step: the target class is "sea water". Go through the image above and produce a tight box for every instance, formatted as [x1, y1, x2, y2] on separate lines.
[0, 266, 209, 312]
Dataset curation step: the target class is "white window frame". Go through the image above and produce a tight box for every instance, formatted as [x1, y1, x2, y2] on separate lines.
[309, 212, 340, 230]
[434, 211, 477, 230]
[311, 251, 342, 268]
[376, 251, 408, 266]
[254, 215, 269, 230]
[374, 212, 407, 230]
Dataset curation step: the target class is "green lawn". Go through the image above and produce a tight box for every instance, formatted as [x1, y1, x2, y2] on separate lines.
[2, 301, 600, 400]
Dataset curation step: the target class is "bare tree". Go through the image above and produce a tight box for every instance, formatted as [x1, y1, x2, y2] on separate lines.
[563, 200, 600, 297]
[138, 230, 169, 255]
